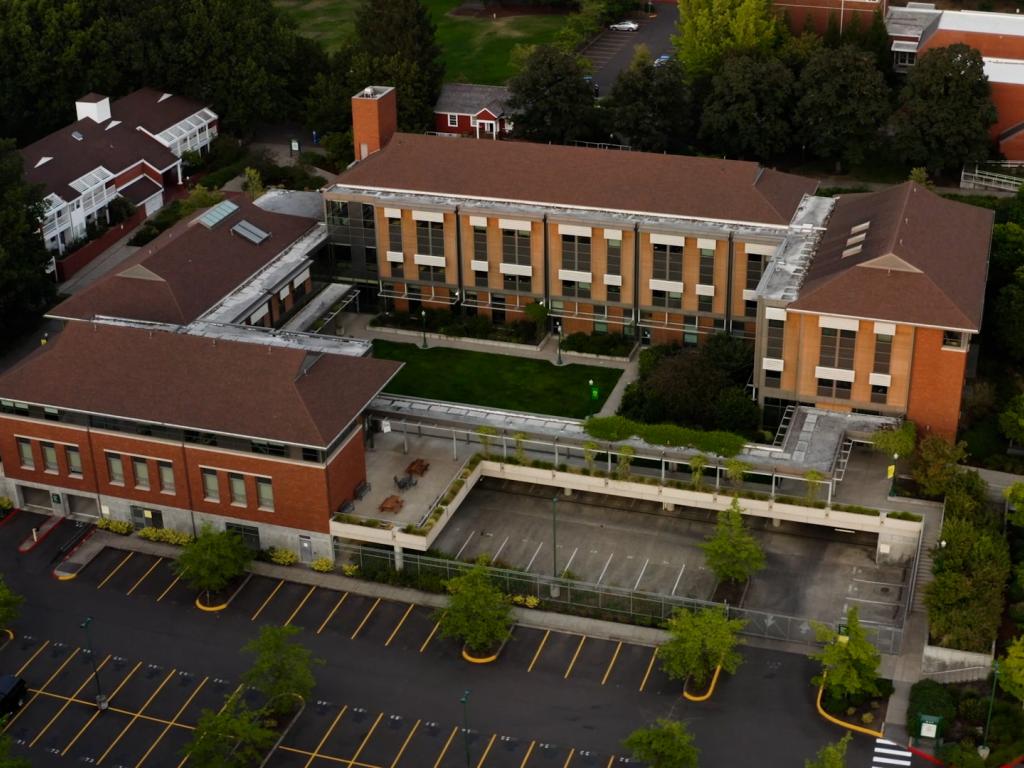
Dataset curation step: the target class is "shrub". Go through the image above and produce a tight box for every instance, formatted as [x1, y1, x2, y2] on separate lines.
[0, 497, 13, 512]
[269, 548, 298, 566]
[311, 557, 334, 573]
[341, 564, 359, 577]
[560, 332, 634, 357]
[584, 415, 747, 456]
[907, 679, 956, 737]
[97, 518, 133, 535]
[136, 527, 193, 546]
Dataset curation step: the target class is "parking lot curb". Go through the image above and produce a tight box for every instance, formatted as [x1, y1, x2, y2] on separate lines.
[1, 628, 13, 650]
[195, 595, 229, 612]
[17, 514, 64, 553]
[462, 647, 499, 664]
[682, 664, 721, 702]
[815, 679, 885, 738]
[0, 508, 22, 529]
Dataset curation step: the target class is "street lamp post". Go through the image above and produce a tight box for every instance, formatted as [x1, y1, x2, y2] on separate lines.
[80, 617, 108, 710]
[420, 309, 428, 349]
[551, 495, 560, 598]
[979, 661, 1001, 760]
[460, 689, 471, 768]
[555, 322, 563, 366]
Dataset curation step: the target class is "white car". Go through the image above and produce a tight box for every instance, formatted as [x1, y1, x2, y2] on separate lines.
[609, 20, 639, 31]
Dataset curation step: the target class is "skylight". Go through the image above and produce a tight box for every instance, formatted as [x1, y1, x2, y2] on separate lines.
[198, 200, 239, 229]
[231, 220, 270, 245]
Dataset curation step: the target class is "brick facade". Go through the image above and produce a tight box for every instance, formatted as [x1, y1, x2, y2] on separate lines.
[905, 327, 968, 441]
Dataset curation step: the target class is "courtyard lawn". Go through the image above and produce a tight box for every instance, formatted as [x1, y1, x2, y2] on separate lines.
[274, 0, 567, 83]
[373, 340, 622, 418]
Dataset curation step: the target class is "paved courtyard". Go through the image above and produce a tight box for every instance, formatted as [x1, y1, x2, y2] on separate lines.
[432, 479, 910, 628]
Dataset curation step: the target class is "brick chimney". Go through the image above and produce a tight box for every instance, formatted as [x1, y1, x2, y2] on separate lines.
[351, 86, 397, 161]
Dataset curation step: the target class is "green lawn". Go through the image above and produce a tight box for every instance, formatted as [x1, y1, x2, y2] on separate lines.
[274, 0, 567, 83]
[373, 340, 622, 418]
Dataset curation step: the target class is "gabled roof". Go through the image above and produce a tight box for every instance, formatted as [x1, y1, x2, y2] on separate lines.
[111, 88, 213, 136]
[335, 134, 818, 226]
[0, 322, 400, 447]
[435, 83, 512, 117]
[790, 183, 993, 331]
[49, 198, 315, 325]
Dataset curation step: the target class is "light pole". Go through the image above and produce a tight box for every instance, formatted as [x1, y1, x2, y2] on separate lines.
[555, 322, 563, 366]
[460, 689, 471, 768]
[587, 378, 595, 418]
[80, 617, 108, 710]
[420, 308, 428, 349]
[978, 661, 1000, 760]
[550, 495, 560, 598]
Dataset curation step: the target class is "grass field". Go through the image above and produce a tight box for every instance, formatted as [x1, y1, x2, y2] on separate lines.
[274, 0, 567, 83]
[373, 340, 622, 418]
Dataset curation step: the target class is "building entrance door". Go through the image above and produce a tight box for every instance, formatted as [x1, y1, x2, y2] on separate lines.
[298, 535, 313, 563]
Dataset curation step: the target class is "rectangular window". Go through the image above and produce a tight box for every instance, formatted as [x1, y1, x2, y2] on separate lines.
[698, 295, 713, 313]
[41, 442, 57, 472]
[158, 461, 175, 493]
[301, 447, 322, 463]
[473, 226, 487, 259]
[651, 290, 680, 308]
[447, 113, 458, 127]
[942, 330, 964, 348]
[326, 200, 349, 227]
[871, 384, 889, 404]
[561, 234, 591, 272]
[744, 300, 758, 318]
[606, 239, 621, 276]
[764, 370, 782, 388]
[388, 218, 402, 252]
[474, 269, 488, 287]
[107, 454, 124, 485]
[361, 203, 374, 224]
[817, 378, 852, 399]
[250, 441, 287, 457]
[226, 522, 260, 551]
[17, 439, 33, 470]
[502, 229, 531, 265]
[652, 244, 683, 281]
[818, 328, 856, 369]
[229, 473, 247, 506]
[256, 477, 274, 511]
[606, 285, 621, 303]
[202, 469, 219, 501]
[43, 407, 59, 422]
[504, 274, 532, 292]
[66, 446, 82, 477]
[746, 254, 764, 291]
[766, 319, 785, 359]
[132, 458, 150, 490]
[416, 220, 444, 256]
[873, 334, 892, 374]
[698, 248, 715, 285]
[418, 264, 446, 283]
[391, 259, 403, 278]
[562, 281, 591, 299]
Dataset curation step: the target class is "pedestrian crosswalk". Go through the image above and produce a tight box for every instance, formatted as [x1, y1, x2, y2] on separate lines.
[872, 739, 914, 767]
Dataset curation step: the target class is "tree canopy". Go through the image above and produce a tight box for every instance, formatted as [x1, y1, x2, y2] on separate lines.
[174, 524, 252, 600]
[623, 719, 699, 768]
[674, 0, 780, 81]
[0, 575, 22, 630]
[437, 564, 512, 654]
[242, 625, 321, 718]
[805, 733, 852, 768]
[890, 44, 997, 175]
[507, 45, 596, 145]
[181, 696, 275, 768]
[608, 47, 692, 153]
[701, 498, 765, 584]
[659, 607, 747, 687]
[811, 607, 881, 702]
[999, 636, 1024, 706]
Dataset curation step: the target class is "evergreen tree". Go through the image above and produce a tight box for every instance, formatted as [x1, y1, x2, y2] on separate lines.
[701, 498, 765, 584]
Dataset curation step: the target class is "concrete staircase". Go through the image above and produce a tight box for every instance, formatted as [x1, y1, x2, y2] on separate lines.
[909, 507, 943, 614]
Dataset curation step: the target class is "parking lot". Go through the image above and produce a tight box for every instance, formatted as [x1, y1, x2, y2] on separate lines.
[432, 479, 910, 627]
[584, 6, 679, 93]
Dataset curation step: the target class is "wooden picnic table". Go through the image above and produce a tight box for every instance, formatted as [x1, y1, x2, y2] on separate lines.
[406, 458, 430, 477]
[379, 495, 404, 513]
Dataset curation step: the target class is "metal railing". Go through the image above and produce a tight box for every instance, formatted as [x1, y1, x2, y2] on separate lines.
[960, 166, 1023, 193]
[335, 542, 904, 654]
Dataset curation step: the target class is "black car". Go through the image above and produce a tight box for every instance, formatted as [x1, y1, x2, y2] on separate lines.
[0, 674, 27, 719]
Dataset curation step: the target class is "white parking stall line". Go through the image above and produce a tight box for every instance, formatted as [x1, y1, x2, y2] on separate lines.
[596, 553, 615, 584]
[525, 542, 544, 572]
[455, 532, 475, 559]
[492, 536, 510, 562]
[633, 558, 650, 591]
[561, 547, 579, 577]
[671, 564, 686, 596]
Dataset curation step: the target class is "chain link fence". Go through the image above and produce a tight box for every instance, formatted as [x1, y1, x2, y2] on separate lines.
[334, 542, 903, 655]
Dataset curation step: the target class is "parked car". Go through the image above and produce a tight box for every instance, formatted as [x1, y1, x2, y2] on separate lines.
[654, 54, 672, 68]
[0, 675, 27, 719]
[609, 20, 639, 31]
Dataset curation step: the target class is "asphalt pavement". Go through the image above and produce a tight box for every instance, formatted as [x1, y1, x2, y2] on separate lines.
[1, 513, 892, 768]
[586, 6, 680, 94]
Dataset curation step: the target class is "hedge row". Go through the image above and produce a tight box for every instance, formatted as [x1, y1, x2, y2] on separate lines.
[584, 415, 747, 457]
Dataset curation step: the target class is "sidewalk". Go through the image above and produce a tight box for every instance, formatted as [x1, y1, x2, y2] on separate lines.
[58, 231, 140, 295]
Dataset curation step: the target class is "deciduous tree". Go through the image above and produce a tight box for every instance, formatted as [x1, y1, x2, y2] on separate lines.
[0, 729, 31, 768]
[674, 0, 779, 81]
[660, 607, 746, 687]
[805, 733, 852, 768]
[623, 719, 699, 768]
[174, 524, 252, 603]
[701, 498, 765, 584]
[993, 269, 1024, 365]
[998, 636, 1024, 706]
[911, 436, 967, 497]
[890, 44, 997, 175]
[181, 696, 275, 768]
[437, 564, 511, 655]
[0, 576, 22, 630]
[507, 45, 596, 145]
[1005, 482, 1024, 527]
[607, 47, 693, 153]
[242, 625, 321, 718]
[871, 420, 916, 459]
[811, 607, 881, 702]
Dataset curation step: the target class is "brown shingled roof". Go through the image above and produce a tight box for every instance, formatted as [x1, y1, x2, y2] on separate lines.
[111, 88, 211, 136]
[336, 133, 818, 226]
[0, 322, 401, 447]
[49, 198, 315, 325]
[790, 182, 993, 330]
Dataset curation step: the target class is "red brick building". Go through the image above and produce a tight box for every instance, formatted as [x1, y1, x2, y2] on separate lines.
[775, 0, 887, 36]
[0, 322, 399, 559]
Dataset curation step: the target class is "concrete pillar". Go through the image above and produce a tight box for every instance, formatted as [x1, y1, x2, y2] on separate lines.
[394, 545, 404, 571]
[563, 487, 572, 497]
[663, 502, 675, 511]
[772, 518, 781, 528]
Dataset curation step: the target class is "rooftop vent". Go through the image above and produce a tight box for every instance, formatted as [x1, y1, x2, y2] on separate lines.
[197, 200, 239, 229]
[231, 219, 270, 245]
[842, 245, 863, 258]
[846, 232, 867, 246]
[71, 131, 84, 141]
[34, 156, 52, 168]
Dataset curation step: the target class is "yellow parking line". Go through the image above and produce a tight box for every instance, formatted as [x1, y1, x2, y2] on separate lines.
[61, 661, 143, 756]
[284, 585, 317, 627]
[527, 630, 550, 672]
[475, 733, 497, 767]
[32, 687, 194, 729]
[4, 647, 80, 732]
[419, 621, 441, 653]
[519, 741, 536, 768]
[303, 704, 347, 768]
[345, 711, 383, 767]
[15, 639, 50, 676]
[97, 668, 176, 765]
[601, 642, 623, 686]
[156, 574, 180, 602]
[251, 579, 285, 621]
[433, 725, 459, 768]
[317, 592, 348, 635]
[385, 604, 415, 647]
[564, 636, 586, 680]
[135, 676, 208, 768]
[605, 756, 616, 768]
[29, 654, 111, 747]
[639, 647, 659, 693]
[127, 557, 164, 596]
[389, 718, 420, 767]
[97, 551, 134, 589]
[350, 597, 381, 640]
[563, 747, 575, 768]
[278, 745, 377, 767]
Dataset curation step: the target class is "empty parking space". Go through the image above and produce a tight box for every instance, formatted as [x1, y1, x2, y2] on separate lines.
[315, 593, 378, 639]
[0, 510, 48, 548]
[249, 581, 317, 626]
[227, 575, 280, 619]
[97, 552, 163, 594]
[124, 557, 179, 600]
[74, 546, 129, 586]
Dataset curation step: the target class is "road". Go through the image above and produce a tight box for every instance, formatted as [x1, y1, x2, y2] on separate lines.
[585, 5, 680, 95]
[1, 513, 889, 768]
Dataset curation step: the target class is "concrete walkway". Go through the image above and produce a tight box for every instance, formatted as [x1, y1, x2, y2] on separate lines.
[57, 230, 140, 295]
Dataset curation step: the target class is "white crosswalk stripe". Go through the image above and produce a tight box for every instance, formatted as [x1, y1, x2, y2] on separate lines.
[872, 738, 913, 767]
